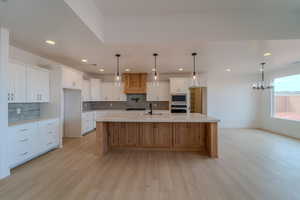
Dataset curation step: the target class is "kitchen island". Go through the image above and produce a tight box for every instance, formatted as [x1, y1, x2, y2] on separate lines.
[96, 112, 220, 158]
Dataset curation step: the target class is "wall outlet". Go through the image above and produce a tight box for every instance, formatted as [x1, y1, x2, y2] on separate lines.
[16, 108, 22, 115]
[110, 103, 113, 107]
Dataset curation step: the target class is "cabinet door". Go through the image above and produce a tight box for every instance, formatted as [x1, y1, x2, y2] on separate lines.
[173, 123, 190, 148]
[8, 61, 26, 103]
[119, 123, 138, 147]
[158, 82, 170, 101]
[188, 123, 205, 147]
[115, 83, 126, 101]
[26, 66, 40, 102]
[153, 123, 172, 148]
[108, 123, 120, 146]
[62, 67, 82, 89]
[139, 123, 154, 147]
[27, 66, 50, 103]
[123, 73, 147, 94]
[9, 123, 37, 167]
[82, 80, 91, 101]
[38, 69, 50, 102]
[90, 79, 101, 101]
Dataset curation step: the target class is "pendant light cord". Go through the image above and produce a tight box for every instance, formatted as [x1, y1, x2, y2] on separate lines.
[153, 53, 158, 76]
[192, 52, 197, 76]
[116, 54, 120, 76]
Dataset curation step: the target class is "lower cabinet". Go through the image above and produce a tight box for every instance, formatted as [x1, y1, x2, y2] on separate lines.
[107, 122, 179, 149]
[120, 123, 139, 147]
[139, 123, 172, 148]
[81, 112, 96, 135]
[174, 123, 204, 149]
[8, 118, 59, 168]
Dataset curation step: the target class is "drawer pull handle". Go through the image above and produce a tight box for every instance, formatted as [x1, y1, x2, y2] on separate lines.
[19, 139, 29, 142]
[20, 129, 28, 132]
[47, 142, 53, 145]
[20, 152, 28, 156]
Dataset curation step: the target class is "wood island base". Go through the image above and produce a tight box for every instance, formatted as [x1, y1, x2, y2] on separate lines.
[96, 122, 218, 158]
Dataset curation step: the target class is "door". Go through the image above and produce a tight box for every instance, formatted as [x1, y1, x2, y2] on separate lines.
[153, 123, 172, 148]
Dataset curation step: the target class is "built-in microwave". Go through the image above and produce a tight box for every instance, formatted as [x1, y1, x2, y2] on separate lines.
[171, 94, 187, 113]
[171, 94, 186, 102]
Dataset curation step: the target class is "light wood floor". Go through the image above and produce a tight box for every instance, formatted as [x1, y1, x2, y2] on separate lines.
[1, 129, 300, 200]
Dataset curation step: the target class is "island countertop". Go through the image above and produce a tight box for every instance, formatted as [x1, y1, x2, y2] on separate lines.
[96, 112, 220, 123]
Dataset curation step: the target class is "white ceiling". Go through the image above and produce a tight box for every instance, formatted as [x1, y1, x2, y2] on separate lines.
[1, 0, 300, 75]
[95, 0, 300, 16]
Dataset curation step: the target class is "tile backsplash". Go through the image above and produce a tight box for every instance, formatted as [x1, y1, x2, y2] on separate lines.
[8, 103, 41, 123]
[82, 95, 169, 112]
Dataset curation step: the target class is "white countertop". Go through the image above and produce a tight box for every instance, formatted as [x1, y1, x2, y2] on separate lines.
[8, 117, 58, 127]
[96, 112, 220, 123]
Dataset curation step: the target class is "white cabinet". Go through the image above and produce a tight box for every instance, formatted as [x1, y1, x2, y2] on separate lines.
[82, 79, 91, 102]
[8, 61, 27, 103]
[62, 67, 83, 90]
[147, 81, 170, 101]
[101, 82, 126, 101]
[82, 112, 95, 135]
[90, 79, 102, 101]
[8, 123, 37, 166]
[170, 78, 190, 94]
[26, 66, 50, 103]
[8, 119, 59, 168]
[38, 119, 60, 152]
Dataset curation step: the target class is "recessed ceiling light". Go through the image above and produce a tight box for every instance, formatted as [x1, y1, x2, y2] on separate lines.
[152, 68, 156, 72]
[125, 68, 131, 72]
[225, 68, 231, 72]
[99, 68, 104, 72]
[264, 52, 272, 57]
[178, 68, 184, 71]
[81, 59, 88, 63]
[45, 40, 56, 45]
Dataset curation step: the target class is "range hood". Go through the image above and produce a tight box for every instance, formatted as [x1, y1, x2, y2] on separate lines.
[123, 73, 147, 94]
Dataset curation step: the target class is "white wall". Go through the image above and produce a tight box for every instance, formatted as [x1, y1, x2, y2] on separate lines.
[10, 46, 59, 66]
[207, 72, 261, 128]
[260, 64, 300, 139]
[0, 28, 10, 179]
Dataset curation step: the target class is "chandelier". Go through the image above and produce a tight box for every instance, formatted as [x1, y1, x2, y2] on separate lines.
[252, 62, 273, 90]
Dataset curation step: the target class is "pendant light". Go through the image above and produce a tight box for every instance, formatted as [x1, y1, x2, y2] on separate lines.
[152, 53, 159, 86]
[115, 54, 121, 86]
[252, 62, 273, 90]
[191, 52, 199, 87]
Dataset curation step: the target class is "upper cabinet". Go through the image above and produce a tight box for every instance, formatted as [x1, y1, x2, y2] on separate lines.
[123, 73, 147, 94]
[62, 67, 82, 90]
[101, 82, 126, 101]
[90, 79, 102, 101]
[26, 66, 50, 103]
[8, 60, 50, 103]
[170, 78, 190, 94]
[147, 81, 170, 101]
[8, 61, 27, 103]
[82, 79, 91, 102]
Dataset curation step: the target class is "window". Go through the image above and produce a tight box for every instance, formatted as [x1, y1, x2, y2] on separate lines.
[273, 74, 300, 121]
